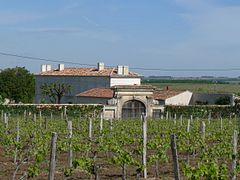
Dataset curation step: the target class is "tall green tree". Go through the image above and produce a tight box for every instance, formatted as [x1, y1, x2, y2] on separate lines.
[40, 82, 71, 104]
[0, 67, 35, 103]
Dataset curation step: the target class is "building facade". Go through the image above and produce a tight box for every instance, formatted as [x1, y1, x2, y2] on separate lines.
[35, 63, 141, 104]
[35, 62, 234, 119]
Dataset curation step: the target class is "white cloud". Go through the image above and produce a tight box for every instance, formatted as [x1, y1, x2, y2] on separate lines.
[18, 27, 121, 43]
[82, 16, 100, 27]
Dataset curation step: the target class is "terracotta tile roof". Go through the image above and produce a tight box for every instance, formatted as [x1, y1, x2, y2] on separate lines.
[76, 87, 114, 98]
[38, 67, 139, 77]
[153, 90, 184, 100]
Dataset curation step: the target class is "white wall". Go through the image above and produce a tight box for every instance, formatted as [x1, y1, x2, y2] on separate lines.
[110, 78, 141, 86]
[165, 91, 193, 105]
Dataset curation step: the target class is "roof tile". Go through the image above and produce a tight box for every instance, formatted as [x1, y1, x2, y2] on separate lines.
[38, 67, 139, 77]
[153, 90, 183, 100]
[76, 87, 114, 98]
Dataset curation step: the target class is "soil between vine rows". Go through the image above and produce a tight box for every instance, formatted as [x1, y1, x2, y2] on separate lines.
[0, 146, 177, 180]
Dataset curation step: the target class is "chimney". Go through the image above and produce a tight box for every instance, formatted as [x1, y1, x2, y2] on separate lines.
[123, 66, 129, 75]
[41, 64, 47, 72]
[97, 62, 104, 71]
[117, 65, 123, 75]
[46, 65, 51, 71]
[58, 64, 64, 71]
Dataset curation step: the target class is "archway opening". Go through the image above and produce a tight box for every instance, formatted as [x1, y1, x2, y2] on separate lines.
[122, 100, 146, 119]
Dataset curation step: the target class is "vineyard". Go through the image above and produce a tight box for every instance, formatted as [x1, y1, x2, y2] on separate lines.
[0, 111, 240, 179]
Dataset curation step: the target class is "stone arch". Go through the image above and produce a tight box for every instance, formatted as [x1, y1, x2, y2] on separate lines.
[122, 100, 146, 119]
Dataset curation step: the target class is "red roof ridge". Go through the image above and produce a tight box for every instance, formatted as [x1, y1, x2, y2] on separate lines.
[38, 67, 139, 77]
[76, 87, 114, 98]
[153, 89, 185, 100]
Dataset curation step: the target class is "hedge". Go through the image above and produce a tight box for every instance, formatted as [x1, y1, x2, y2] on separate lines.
[165, 105, 237, 119]
[0, 104, 103, 117]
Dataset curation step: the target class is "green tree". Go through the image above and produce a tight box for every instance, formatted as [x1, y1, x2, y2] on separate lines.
[40, 82, 71, 104]
[0, 67, 35, 103]
[215, 96, 231, 105]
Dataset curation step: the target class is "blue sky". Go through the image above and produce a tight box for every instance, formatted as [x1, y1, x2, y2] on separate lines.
[0, 0, 240, 77]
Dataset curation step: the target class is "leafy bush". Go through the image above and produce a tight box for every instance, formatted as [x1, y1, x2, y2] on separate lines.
[0, 104, 103, 117]
[165, 105, 235, 118]
[215, 96, 231, 105]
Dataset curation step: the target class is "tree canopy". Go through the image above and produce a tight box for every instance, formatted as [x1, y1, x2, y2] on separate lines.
[41, 82, 71, 104]
[0, 67, 35, 103]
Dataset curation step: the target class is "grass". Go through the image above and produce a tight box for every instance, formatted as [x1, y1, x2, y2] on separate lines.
[143, 82, 240, 94]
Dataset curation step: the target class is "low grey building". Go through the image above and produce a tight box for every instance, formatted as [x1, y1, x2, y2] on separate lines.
[76, 85, 192, 119]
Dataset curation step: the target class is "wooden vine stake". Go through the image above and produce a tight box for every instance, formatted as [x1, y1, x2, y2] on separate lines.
[23, 110, 27, 120]
[170, 134, 180, 180]
[109, 116, 113, 131]
[179, 114, 182, 127]
[48, 132, 58, 180]
[100, 112, 103, 133]
[61, 112, 64, 120]
[142, 114, 147, 179]
[186, 119, 190, 164]
[232, 130, 237, 180]
[166, 111, 169, 120]
[14, 119, 20, 164]
[161, 113, 164, 120]
[201, 121, 206, 140]
[208, 112, 211, 124]
[64, 106, 67, 118]
[88, 117, 92, 140]
[174, 113, 177, 125]
[187, 119, 190, 133]
[4, 113, 8, 134]
[39, 111, 42, 120]
[39, 111, 42, 128]
[33, 113, 36, 122]
[67, 121, 73, 168]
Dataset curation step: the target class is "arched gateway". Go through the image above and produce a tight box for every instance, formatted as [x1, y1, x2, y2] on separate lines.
[122, 100, 146, 119]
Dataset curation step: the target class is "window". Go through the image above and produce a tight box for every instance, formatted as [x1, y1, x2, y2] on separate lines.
[152, 109, 161, 119]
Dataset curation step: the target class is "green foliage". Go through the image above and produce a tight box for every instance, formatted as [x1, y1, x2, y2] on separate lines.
[0, 95, 4, 104]
[0, 110, 238, 179]
[142, 79, 228, 84]
[183, 162, 227, 179]
[215, 96, 231, 105]
[40, 82, 71, 104]
[64, 167, 74, 177]
[165, 105, 235, 118]
[73, 157, 94, 174]
[0, 104, 103, 116]
[0, 67, 35, 103]
[27, 164, 40, 178]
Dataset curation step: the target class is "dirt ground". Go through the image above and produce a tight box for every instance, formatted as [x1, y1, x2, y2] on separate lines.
[0, 146, 177, 180]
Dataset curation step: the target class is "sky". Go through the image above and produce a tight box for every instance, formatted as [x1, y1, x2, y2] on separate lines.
[0, 0, 240, 77]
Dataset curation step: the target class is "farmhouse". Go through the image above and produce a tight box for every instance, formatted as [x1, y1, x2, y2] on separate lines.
[76, 85, 193, 119]
[35, 63, 141, 104]
[35, 63, 234, 119]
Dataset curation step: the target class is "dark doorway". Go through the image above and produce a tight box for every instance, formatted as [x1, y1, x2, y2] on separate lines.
[122, 100, 146, 119]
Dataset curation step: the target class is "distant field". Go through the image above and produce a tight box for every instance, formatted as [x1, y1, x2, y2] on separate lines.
[143, 81, 240, 94]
